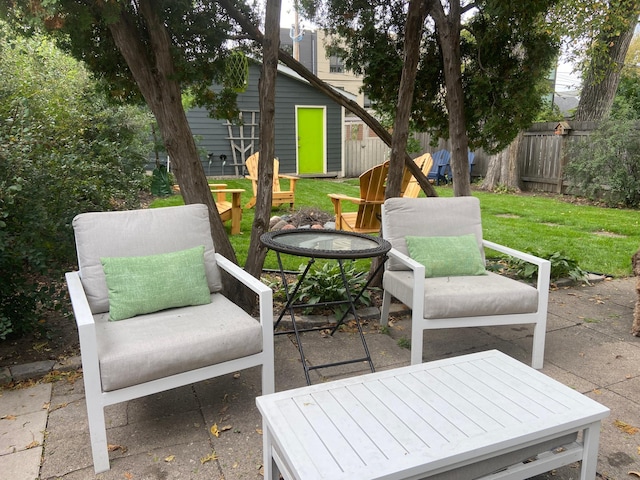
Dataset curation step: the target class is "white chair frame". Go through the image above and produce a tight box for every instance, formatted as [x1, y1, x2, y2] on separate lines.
[380, 199, 550, 369]
[66, 206, 274, 473]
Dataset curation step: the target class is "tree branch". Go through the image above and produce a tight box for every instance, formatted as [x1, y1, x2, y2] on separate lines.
[218, 0, 436, 196]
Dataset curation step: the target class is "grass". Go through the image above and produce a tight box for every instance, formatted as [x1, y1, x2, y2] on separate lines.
[150, 178, 640, 278]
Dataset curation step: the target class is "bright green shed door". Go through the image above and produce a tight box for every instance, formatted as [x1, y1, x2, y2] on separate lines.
[296, 107, 325, 174]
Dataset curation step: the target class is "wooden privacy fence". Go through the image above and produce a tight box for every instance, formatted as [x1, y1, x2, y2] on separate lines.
[343, 119, 596, 192]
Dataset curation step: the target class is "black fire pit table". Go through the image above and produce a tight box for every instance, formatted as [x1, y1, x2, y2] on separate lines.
[260, 229, 391, 385]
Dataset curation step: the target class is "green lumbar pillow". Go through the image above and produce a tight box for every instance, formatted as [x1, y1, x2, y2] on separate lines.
[405, 234, 487, 278]
[101, 245, 211, 321]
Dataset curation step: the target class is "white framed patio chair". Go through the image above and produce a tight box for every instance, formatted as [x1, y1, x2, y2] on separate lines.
[66, 204, 274, 473]
[380, 197, 550, 369]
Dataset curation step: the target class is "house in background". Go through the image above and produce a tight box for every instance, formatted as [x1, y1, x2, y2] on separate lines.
[279, 28, 369, 108]
[183, 59, 355, 177]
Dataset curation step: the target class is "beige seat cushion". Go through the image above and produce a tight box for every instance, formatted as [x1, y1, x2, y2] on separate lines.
[95, 294, 262, 391]
[383, 271, 538, 319]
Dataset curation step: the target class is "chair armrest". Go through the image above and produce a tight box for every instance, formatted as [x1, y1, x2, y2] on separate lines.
[215, 253, 271, 297]
[214, 253, 273, 326]
[66, 271, 96, 329]
[482, 240, 551, 293]
[65, 271, 102, 384]
[278, 174, 298, 180]
[483, 240, 546, 266]
[387, 248, 426, 277]
[328, 193, 384, 205]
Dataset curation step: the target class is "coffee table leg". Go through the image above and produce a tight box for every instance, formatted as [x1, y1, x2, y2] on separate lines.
[580, 421, 602, 480]
[262, 420, 279, 480]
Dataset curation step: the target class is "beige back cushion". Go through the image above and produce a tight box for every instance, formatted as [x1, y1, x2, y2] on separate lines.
[382, 197, 485, 270]
[73, 204, 223, 314]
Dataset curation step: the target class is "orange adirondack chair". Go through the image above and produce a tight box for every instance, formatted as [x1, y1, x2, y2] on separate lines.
[244, 152, 298, 209]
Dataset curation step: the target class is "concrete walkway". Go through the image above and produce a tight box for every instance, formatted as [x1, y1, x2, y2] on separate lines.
[1, 277, 639, 479]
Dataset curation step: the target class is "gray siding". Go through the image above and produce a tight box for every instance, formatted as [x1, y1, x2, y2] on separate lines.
[184, 62, 342, 176]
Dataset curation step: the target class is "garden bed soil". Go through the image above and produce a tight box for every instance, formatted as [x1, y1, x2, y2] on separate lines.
[0, 310, 80, 370]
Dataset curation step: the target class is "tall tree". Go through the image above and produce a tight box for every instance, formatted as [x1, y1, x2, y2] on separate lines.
[573, 1, 640, 121]
[243, 0, 281, 280]
[3, 0, 257, 265]
[302, 0, 559, 196]
[386, 0, 428, 197]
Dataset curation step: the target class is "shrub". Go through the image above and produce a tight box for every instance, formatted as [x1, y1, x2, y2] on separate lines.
[565, 111, 640, 208]
[267, 262, 373, 319]
[489, 251, 589, 284]
[0, 24, 153, 338]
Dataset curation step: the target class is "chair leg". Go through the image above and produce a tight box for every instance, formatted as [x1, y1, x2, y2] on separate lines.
[410, 316, 424, 365]
[380, 291, 392, 326]
[531, 320, 546, 369]
[85, 395, 110, 473]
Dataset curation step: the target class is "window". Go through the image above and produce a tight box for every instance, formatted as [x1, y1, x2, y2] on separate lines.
[329, 55, 344, 73]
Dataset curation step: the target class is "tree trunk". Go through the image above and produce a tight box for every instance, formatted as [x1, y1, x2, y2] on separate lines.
[429, 1, 471, 197]
[106, 1, 236, 265]
[386, 0, 428, 198]
[574, 4, 639, 121]
[482, 132, 523, 191]
[218, 0, 437, 198]
[244, 0, 281, 281]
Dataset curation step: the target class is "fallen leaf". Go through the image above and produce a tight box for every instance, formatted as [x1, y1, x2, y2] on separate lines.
[593, 389, 602, 395]
[256, 428, 263, 435]
[233, 372, 241, 379]
[107, 444, 127, 453]
[1, 415, 17, 421]
[220, 425, 232, 432]
[210, 424, 219, 437]
[614, 420, 639, 435]
[124, 473, 133, 480]
[164, 455, 175, 462]
[200, 451, 218, 464]
[25, 441, 40, 449]
[629, 471, 640, 478]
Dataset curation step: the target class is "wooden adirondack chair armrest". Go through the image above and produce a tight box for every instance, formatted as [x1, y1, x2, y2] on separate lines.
[280, 175, 298, 192]
[210, 188, 244, 202]
[327, 193, 366, 204]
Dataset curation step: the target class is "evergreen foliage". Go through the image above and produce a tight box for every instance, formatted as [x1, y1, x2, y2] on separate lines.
[303, 0, 559, 153]
[0, 23, 152, 338]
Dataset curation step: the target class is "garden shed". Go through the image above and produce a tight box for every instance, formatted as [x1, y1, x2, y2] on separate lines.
[184, 60, 353, 177]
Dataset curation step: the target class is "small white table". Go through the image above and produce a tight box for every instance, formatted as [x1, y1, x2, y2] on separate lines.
[256, 350, 609, 480]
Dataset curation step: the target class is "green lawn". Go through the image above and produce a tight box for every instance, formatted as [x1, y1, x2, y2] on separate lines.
[150, 179, 640, 277]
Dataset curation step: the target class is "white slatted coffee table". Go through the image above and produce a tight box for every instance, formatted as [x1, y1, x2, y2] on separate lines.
[257, 350, 609, 480]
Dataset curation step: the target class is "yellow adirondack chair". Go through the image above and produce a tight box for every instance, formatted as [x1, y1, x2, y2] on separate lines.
[328, 162, 390, 234]
[171, 184, 244, 235]
[328, 154, 434, 234]
[401, 153, 434, 198]
[244, 152, 298, 209]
